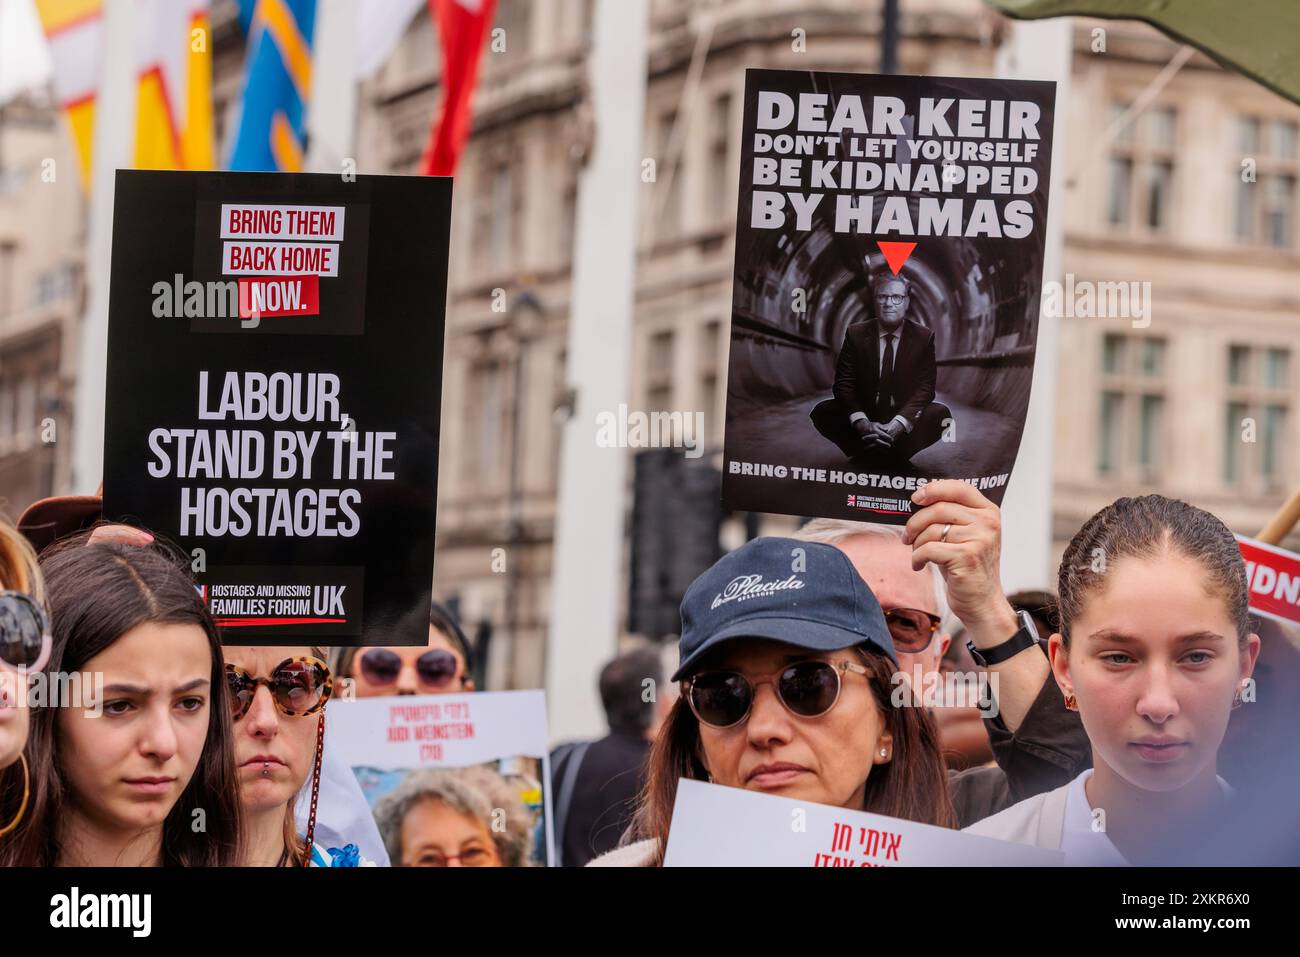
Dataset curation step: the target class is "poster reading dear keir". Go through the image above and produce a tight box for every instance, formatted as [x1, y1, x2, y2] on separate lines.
[722, 70, 1055, 523]
[102, 170, 450, 646]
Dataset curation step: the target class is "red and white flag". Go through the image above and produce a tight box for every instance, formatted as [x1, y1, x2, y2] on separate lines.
[422, 0, 496, 176]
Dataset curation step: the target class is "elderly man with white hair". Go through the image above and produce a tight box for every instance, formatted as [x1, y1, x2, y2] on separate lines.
[794, 478, 1089, 822]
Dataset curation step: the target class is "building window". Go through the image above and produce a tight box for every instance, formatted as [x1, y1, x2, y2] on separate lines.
[1105, 103, 1177, 234]
[388, 121, 423, 172]
[707, 93, 732, 222]
[655, 111, 681, 238]
[0, 374, 37, 453]
[646, 329, 674, 413]
[473, 159, 518, 275]
[0, 242, 16, 316]
[1234, 115, 1298, 249]
[33, 264, 75, 307]
[1265, 346, 1290, 388]
[0, 378, 13, 444]
[698, 319, 722, 439]
[463, 359, 506, 487]
[1096, 333, 1167, 480]
[1228, 343, 1251, 385]
[0, 333, 59, 471]
[1223, 344, 1291, 491]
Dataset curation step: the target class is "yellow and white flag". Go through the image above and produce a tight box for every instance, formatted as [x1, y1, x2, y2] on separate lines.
[33, 0, 102, 184]
[34, 0, 214, 187]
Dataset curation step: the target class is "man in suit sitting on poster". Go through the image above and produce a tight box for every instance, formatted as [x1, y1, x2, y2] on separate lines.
[810, 274, 951, 466]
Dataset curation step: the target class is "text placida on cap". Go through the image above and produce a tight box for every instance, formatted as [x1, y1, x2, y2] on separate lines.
[711, 574, 805, 610]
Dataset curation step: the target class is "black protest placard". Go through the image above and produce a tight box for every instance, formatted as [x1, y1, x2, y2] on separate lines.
[103, 170, 450, 646]
[722, 70, 1055, 523]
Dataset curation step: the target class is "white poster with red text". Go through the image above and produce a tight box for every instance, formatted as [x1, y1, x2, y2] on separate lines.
[1237, 535, 1300, 628]
[329, 690, 555, 866]
[663, 778, 1061, 866]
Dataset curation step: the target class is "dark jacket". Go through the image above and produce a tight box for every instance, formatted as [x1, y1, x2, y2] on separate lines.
[949, 672, 1092, 827]
[832, 318, 937, 425]
[551, 730, 650, 867]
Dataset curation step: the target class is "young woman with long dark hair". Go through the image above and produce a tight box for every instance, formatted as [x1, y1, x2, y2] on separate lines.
[0, 532, 242, 866]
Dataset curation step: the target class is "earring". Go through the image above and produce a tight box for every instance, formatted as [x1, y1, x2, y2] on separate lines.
[879, 749, 888, 758]
[0, 753, 31, 838]
[1064, 693, 1077, 711]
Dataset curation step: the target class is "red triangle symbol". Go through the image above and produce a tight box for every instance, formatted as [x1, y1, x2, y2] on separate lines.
[876, 241, 917, 275]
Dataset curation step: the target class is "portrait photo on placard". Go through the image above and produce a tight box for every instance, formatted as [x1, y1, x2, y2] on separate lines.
[722, 69, 1055, 524]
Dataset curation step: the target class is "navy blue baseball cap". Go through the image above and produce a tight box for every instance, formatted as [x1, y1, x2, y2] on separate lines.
[672, 536, 896, 681]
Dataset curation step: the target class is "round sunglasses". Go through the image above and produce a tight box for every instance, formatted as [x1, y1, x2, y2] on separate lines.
[883, 607, 942, 654]
[685, 658, 870, 730]
[225, 656, 333, 721]
[359, 648, 462, 689]
[0, 590, 52, 674]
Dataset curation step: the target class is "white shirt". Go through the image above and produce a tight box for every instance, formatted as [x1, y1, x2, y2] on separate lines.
[1059, 769, 1232, 867]
[847, 328, 912, 433]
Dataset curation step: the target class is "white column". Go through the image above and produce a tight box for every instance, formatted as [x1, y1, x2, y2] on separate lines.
[306, 0, 359, 172]
[70, 0, 136, 493]
[545, 0, 649, 743]
[995, 17, 1073, 592]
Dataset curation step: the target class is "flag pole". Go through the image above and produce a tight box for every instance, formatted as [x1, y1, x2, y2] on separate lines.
[306, 0, 359, 173]
[1256, 491, 1300, 545]
[545, 0, 650, 743]
[70, 0, 137, 494]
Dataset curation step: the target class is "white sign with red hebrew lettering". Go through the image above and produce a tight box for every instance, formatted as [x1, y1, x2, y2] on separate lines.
[663, 778, 1062, 866]
[330, 690, 548, 769]
[329, 689, 556, 866]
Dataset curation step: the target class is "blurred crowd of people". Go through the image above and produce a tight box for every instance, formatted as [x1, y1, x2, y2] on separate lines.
[1, 477, 1298, 867]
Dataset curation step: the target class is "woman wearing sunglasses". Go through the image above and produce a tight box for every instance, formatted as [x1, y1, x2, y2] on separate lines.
[966, 496, 1260, 865]
[0, 532, 242, 866]
[592, 536, 958, 867]
[336, 602, 475, 697]
[225, 646, 371, 866]
[1, 519, 51, 846]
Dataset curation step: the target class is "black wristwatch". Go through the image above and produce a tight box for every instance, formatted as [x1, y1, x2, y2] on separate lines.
[967, 609, 1041, 667]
